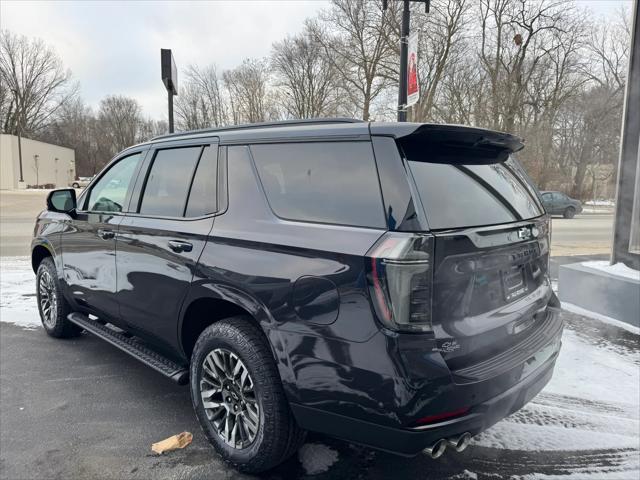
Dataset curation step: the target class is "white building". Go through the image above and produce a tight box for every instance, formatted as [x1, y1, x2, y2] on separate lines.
[0, 134, 76, 190]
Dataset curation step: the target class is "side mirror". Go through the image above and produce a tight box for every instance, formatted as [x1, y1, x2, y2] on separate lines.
[47, 189, 77, 214]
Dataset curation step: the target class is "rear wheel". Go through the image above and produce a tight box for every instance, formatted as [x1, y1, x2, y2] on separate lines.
[190, 317, 305, 473]
[563, 206, 576, 219]
[36, 257, 82, 338]
[72, 182, 80, 188]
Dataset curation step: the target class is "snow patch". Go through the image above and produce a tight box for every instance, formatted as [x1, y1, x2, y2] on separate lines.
[584, 200, 615, 207]
[0, 257, 41, 329]
[476, 328, 639, 454]
[581, 260, 640, 281]
[562, 302, 640, 335]
[545, 329, 639, 405]
[298, 443, 338, 475]
[475, 422, 637, 451]
[451, 470, 478, 479]
[514, 462, 640, 480]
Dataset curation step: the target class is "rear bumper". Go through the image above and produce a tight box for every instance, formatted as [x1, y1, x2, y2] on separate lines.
[291, 343, 558, 456]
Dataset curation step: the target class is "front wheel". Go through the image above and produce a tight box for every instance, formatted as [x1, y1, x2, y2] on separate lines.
[563, 207, 576, 219]
[190, 317, 305, 473]
[36, 257, 82, 338]
[71, 182, 80, 188]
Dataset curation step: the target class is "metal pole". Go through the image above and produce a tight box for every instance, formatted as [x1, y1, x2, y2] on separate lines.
[17, 130, 24, 182]
[168, 89, 174, 134]
[397, 0, 410, 122]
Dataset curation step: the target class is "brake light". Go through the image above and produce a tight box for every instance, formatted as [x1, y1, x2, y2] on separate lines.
[367, 232, 434, 332]
[412, 407, 470, 426]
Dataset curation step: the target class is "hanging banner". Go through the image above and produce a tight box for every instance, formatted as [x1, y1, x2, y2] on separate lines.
[407, 32, 419, 107]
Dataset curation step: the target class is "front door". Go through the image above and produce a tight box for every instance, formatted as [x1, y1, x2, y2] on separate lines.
[116, 142, 218, 353]
[61, 151, 145, 322]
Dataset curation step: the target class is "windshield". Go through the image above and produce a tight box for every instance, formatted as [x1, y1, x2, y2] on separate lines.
[408, 157, 544, 230]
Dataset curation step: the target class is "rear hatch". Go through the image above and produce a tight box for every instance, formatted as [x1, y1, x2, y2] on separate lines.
[398, 125, 560, 383]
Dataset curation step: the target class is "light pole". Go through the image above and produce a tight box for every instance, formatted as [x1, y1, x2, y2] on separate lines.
[383, 0, 430, 122]
[33, 154, 39, 187]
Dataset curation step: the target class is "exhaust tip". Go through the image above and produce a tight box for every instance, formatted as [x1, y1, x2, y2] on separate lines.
[447, 432, 472, 452]
[424, 439, 447, 459]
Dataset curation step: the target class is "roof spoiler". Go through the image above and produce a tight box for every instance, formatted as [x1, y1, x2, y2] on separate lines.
[370, 123, 524, 165]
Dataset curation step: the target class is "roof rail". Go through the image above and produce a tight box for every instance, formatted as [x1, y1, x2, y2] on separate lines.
[151, 117, 365, 141]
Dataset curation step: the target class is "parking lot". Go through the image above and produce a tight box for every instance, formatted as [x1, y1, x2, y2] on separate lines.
[1, 190, 638, 479]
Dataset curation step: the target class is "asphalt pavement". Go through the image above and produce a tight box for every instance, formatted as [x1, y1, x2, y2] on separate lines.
[1, 312, 638, 480]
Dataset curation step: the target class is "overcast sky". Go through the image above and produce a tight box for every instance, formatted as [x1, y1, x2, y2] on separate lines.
[1, 0, 632, 121]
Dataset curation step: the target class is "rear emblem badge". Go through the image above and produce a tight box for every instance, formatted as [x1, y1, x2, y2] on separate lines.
[434, 341, 460, 353]
[517, 227, 533, 240]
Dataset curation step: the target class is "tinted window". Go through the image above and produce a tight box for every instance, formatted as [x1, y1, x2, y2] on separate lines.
[408, 159, 543, 229]
[554, 192, 567, 201]
[466, 163, 541, 219]
[139, 147, 202, 217]
[87, 153, 142, 212]
[251, 142, 385, 228]
[185, 146, 218, 217]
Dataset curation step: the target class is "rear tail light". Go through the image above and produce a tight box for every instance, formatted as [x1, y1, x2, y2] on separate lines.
[411, 407, 470, 427]
[367, 232, 434, 333]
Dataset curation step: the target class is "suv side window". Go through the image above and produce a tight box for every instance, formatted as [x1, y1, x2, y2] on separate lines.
[139, 146, 202, 217]
[250, 142, 385, 228]
[86, 152, 142, 213]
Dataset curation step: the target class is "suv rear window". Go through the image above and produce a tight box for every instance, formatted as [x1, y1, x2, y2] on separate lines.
[251, 142, 385, 228]
[408, 159, 543, 229]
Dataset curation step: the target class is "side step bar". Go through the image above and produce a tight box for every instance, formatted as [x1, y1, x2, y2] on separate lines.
[67, 313, 189, 385]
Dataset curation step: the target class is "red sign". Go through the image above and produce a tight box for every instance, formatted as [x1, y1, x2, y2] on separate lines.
[407, 32, 419, 107]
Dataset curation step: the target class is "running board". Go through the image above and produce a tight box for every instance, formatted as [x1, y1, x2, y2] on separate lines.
[67, 313, 189, 385]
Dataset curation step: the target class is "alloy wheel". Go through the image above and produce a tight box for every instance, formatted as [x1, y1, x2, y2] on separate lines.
[38, 270, 58, 328]
[199, 348, 260, 449]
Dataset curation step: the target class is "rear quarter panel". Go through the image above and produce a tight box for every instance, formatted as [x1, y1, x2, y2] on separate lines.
[186, 145, 386, 407]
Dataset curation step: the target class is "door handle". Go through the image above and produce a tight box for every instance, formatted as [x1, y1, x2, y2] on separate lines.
[168, 240, 193, 253]
[97, 229, 115, 240]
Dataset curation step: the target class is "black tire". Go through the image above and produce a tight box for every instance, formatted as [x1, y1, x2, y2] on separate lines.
[563, 207, 576, 219]
[36, 257, 82, 338]
[72, 182, 80, 188]
[190, 316, 305, 473]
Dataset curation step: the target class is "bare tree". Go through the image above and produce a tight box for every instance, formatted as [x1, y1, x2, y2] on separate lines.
[307, 0, 394, 120]
[97, 95, 143, 159]
[175, 64, 228, 130]
[39, 97, 100, 176]
[382, 0, 471, 121]
[271, 29, 340, 118]
[478, 0, 571, 133]
[223, 58, 277, 124]
[559, 10, 630, 198]
[0, 30, 77, 136]
[138, 118, 169, 141]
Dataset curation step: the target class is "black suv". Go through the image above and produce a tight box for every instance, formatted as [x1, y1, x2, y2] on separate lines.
[32, 119, 562, 472]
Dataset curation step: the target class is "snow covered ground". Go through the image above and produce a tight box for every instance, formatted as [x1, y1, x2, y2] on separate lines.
[0, 257, 40, 329]
[1, 256, 638, 479]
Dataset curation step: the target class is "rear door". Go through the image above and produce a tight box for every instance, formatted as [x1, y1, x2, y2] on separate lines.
[541, 192, 554, 214]
[116, 140, 219, 353]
